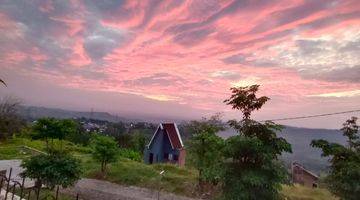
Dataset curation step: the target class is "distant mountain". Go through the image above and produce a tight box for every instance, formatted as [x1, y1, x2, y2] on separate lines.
[19, 105, 347, 174]
[18, 106, 131, 122]
[218, 126, 347, 174]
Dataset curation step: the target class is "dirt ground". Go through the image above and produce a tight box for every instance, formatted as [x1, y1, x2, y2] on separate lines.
[63, 178, 197, 200]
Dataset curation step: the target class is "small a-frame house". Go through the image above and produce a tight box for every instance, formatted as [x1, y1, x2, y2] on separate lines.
[292, 162, 319, 188]
[144, 123, 186, 166]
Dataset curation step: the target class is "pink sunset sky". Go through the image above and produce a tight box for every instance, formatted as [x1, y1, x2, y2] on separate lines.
[0, 0, 359, 129]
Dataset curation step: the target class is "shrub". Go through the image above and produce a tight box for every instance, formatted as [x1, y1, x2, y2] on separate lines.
[21, 151, 82, 189]
[90, 134, 119, 172]
[119, 148, 142, 162]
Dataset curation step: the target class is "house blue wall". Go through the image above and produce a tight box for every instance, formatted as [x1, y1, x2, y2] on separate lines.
[144, 128, 179, 164]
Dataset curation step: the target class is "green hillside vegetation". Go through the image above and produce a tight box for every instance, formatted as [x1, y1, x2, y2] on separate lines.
[281, 184, 338, 200]
[0, 138, 337, 199]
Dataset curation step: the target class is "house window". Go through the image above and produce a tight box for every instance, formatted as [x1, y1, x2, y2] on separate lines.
[169, 154, 173, 161]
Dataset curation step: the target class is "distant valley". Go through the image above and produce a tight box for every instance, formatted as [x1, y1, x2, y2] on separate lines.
[219, 127, 346, 174]
[19, 105, 346, 174]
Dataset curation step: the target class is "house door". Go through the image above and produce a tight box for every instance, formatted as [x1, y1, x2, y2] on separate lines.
[149, 153, 154, 164]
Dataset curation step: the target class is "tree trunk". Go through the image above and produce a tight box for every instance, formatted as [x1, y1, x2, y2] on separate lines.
[101, 161, 106, 173]
[199, 169, 203, 193]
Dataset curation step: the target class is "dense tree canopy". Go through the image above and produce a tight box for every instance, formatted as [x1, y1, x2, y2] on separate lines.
[222, 85, 292, 200]
[32, 118, 77, 150]
[311, 117, 360, 200]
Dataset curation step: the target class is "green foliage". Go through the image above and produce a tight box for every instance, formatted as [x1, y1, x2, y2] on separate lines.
[119, 148, 142, 162]
[1, 135, 336, 199]
[224, 85, 269, 119]
[32, 118, 77, 151]
[82, 156, 198, 196]
[311, 117, 360, 200]
[187, 114, 225, 188]
[21, 151, 82, 189]
[90, 134, 119, 172]
[281, 184, 338, 200]
[222, 85, 292, 200]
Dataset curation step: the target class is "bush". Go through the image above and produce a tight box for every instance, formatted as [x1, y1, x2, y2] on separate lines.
[90, 135, 119, 172]
[119, 148, 142, 162]
[21, 151, 82, 189]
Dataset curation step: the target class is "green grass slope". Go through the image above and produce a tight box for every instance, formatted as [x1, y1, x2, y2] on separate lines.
[1, 138, 338, 199]
[281, 184, 338, 200]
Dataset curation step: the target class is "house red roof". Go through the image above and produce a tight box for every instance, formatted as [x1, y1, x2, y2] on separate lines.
[162, 123, 183, 149]
[148, 122, 184, 149]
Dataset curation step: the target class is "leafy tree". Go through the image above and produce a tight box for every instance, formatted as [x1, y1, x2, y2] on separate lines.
[32, 118, 77, 150]
[311, 117, 360, 200]
[222, 85, 292, 200]
[21, 151, 81, 189]
[187, 114, 225, 192]
[90, 134, 119, 173]
[22, 118, 82, 192]
[0, 97, 25, 140]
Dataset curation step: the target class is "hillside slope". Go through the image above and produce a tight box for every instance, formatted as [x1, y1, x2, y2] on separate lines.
[18, 106, 128, 122]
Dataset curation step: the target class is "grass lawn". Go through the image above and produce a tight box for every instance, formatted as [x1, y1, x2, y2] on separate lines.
[1, 138, 338, 199]
[0, 138, 45, 159]
[81, 155, 198, 196]
[281, 184, 338, 200]
[0, 137, 91, 160]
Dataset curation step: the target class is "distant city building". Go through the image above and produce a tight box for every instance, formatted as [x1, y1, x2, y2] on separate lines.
[144, 123, 186, 166]
[292, 162, 319, 188]
[81, 121, 106, 133]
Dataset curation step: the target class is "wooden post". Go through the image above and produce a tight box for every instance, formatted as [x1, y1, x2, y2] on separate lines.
[5, 168, 12, 200]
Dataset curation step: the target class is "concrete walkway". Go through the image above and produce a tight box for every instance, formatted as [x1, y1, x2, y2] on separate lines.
[0, 160, 34, 187]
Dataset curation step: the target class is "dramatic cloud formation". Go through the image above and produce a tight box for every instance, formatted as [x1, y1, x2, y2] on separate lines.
[1, 0, 359, 128]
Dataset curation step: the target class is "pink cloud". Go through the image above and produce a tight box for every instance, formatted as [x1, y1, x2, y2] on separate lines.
[1, 0, 359, 127]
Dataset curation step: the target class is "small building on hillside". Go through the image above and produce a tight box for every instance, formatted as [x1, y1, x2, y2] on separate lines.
[144, 123, 186, 166]
[292, 162, 319, 188]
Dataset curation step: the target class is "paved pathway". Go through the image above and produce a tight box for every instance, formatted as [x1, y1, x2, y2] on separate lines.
[0, 160, 34, 187]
